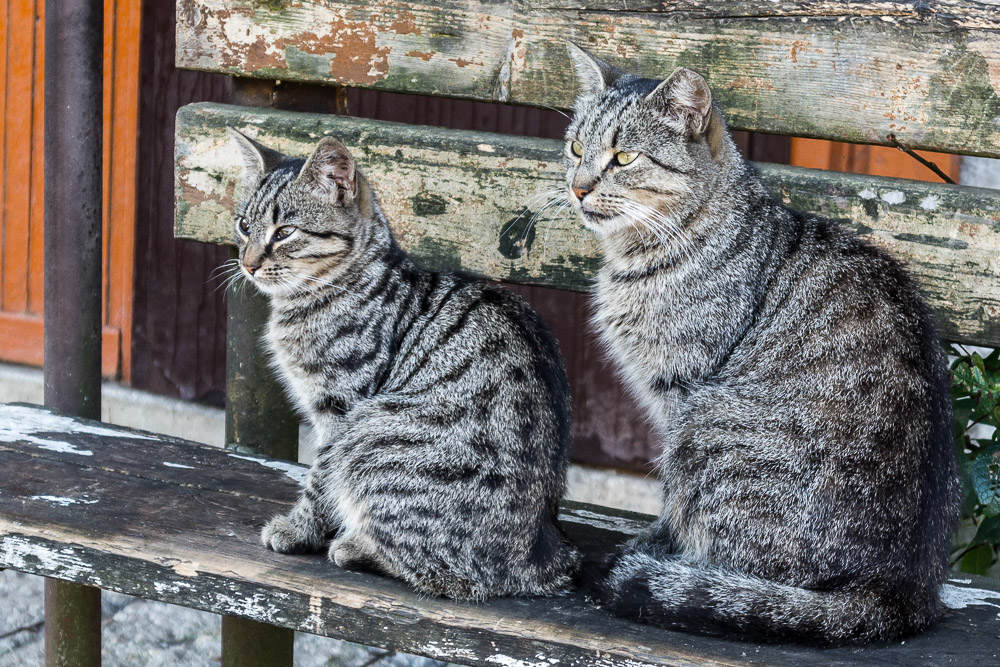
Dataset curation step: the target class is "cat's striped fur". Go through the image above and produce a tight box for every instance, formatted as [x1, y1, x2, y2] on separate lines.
[564, 44, 960, 645]
[229, 130, 581, 600]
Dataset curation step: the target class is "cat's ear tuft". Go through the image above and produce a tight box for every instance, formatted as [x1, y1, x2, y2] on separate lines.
[227, 127, 287, 181]
[297, 136, 356, 205]
[566, 41, 622, 98]
[645, 67, 714, 136]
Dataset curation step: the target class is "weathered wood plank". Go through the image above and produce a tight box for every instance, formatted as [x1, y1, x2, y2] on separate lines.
[2, 403, 1000, 665]
[174, 103, 1000, 347]
[174, 0, 1000, 158]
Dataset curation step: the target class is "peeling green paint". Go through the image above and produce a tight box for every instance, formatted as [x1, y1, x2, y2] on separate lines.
[411, 192, 448, 216]
[175, 103, 1000, 346]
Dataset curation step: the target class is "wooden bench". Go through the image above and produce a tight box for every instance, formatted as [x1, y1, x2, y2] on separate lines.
[4, 0, 1000, 664]
[3, 403, 1000, 665]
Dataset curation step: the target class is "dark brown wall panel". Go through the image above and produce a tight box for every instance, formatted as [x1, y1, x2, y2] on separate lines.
[131, 0, 230, 404]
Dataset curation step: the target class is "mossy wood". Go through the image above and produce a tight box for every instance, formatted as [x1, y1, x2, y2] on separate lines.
[175, 102, 1000, 347]
[3, 403, 1000, 666]
[174, 0, 1000, 158]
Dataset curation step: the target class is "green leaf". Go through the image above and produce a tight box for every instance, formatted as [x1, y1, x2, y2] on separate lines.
[960, 543, 996, 575]
[972, 444, 1000, 515]
[953, 398, 974, 436]
[975, 515, 1000, 545]
[973, 352, 987, 375]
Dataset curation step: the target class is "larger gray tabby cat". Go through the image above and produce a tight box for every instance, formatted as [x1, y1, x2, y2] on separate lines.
[564, 44, 959, 645]
[229, 129, 581, 600]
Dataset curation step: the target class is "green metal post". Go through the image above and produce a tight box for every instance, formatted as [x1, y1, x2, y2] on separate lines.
[221, 245, 299, 667]
[219, 76, 346, 666]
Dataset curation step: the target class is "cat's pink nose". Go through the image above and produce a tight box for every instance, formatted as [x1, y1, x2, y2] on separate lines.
[243, 263, 259, 275]
[572, 187, 590, 201]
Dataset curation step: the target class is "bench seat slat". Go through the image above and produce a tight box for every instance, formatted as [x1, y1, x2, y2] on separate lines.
[175, 0, 1000, 158]
[175, 103, 1000, 348]
[2, 403, 1000, 666]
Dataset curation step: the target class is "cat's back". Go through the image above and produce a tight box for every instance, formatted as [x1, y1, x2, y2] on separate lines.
[727, 209, 948, 393]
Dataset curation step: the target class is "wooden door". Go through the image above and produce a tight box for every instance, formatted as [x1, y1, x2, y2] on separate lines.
[0, 0, 141, 380]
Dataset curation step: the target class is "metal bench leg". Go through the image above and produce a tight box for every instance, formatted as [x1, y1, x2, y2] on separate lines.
[44, 582, 101, 666]
[43, 1, 104, 665]
[222, 258, 299, 667]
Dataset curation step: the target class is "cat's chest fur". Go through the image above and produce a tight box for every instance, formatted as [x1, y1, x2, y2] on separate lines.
[264, 297, 396, 424]
[593, 253, 753, 425]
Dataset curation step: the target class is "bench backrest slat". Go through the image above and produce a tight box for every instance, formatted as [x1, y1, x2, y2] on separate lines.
[176, 0, 1000, 158]
[175, 103, 1000, 347]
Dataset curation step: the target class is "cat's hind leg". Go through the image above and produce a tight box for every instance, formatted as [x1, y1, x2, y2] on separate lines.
[328, 534, 390, 575]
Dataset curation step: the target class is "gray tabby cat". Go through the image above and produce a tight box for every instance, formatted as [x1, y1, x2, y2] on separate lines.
[228, 129, 581, 600]
[564, 43, 959, 645]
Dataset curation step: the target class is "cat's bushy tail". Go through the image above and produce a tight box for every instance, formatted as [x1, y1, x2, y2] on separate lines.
[600, 551, 940, 646]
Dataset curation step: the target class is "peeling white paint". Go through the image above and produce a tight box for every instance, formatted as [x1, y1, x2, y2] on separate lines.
[477, 143, 496, 153]
[880, 190, 905, 205]
[0, 536, 95, 580]
[419, 641, 478, 661]
[162, 461, 195, 469]
[858, 189, 877, 200]
[0, 403, 158, 457]
[153, 580, 195, 597]
[29, 495, 98, 507]
[920, 195, 940, 211]
[213, 591, 290, 625]
[486, 655, 559, 667]
[308, 595, 323, 633]
[940, 582, 1000, 619]
[560, 508, 646, 536]
[229, 453, 307, 483]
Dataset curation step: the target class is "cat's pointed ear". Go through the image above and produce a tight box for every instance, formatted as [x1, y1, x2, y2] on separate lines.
[297, 136, 356, 205]
[227, 127, 287, 181]
[566, 41, 622, 97]
[645, 67, 714, 136]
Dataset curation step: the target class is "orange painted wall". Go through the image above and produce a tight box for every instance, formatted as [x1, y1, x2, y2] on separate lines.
[0, 0, 140, 380]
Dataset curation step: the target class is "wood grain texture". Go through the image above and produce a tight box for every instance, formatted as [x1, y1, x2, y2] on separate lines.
[2, 403, 1000, 666]
[174, 103, 1000, 347]
[0, 0, 143, 380]
[174, 0, 1000, 158]
[130, 0, 232, 404]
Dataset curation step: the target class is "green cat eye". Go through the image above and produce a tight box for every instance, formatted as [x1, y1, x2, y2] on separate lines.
[570, 140, 584, 158]
[615, 151, 639, 166]
[273, 226, 296, 241]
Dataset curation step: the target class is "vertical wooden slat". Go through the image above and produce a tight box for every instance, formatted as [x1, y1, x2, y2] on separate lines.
[0, 0, 8, 298]
[2, 0, 35, 313]
[101, 0, 116, 341]
[105, 0, 140, 382]
[27, 0, 45, 314]
[0, 0, 140, 379]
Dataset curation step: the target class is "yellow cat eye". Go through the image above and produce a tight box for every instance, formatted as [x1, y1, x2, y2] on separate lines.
[615, 151, 639, 166]
[570, 140, 584, 158]
[273, 226, 296, 242]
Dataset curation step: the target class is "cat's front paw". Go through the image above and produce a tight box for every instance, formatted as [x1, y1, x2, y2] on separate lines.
[261, 514, 322, 554]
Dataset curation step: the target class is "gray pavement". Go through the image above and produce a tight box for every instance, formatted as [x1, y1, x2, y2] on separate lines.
[0, 570, 445, 666]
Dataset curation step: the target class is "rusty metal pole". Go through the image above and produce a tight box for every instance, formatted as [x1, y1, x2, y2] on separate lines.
[219, 79, 300, 667]
[42, 0, 104, 666]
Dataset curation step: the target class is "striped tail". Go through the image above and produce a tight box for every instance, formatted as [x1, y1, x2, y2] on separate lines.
[600, 551, 939, 646]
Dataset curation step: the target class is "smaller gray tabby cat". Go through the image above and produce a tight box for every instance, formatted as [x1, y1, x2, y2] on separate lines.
[564, 43, 960, 645]
[228, 129, 581, 600]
